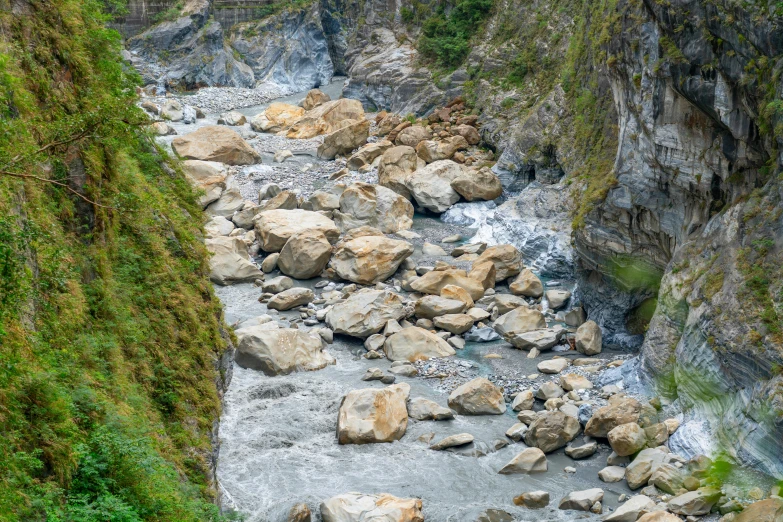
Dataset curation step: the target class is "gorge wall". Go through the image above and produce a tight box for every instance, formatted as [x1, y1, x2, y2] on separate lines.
[124, 0, 783, 476]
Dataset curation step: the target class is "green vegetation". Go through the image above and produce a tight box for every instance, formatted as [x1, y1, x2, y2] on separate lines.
[418, 0, 495, 68]
[0, 1, 229, 520]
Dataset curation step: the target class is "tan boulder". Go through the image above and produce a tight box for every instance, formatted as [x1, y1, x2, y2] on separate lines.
[172, 126, 260, 165]
[637, 513, 687, 522]
[607, 422, 647, 457]
[415, 135, 469, 163]
[493, 306, 547, 340]
[205, 186, 245, 218]
[414, 295, 467, 319]
[493, 294, 527, 314]
[451, 167, 503, 201]
[205, 236, 263, 285]
[453, 123, 480, 145]
[560, 373, 593, 391]
[334, 182, 413, 234]
[510, 269, 543, 298]
[337, 383, 410, 444]
[286, 98, 366, 139]
[440, 284, 474, 308]
[468, 261, 496, 290]
[576, 320, 603, 355]
[257, 190, 298, 212]
[447, 377, 506, 415]
[378, 146, 423, 199]
[376, 113, 402, 136]
[523, 411, 580, 453]
[473, 245, 522, 281]
[150, 121, 176, 135]
[251, 102, 306, 132]
[585, 396, 642, 437]
[254, 209, 340, 252]
[410, 268, 485, 300]
[433, 314, 475, 334]
[326, 290, 406, 338]
[499, 447, 548, 474]
[394, 125, 432, 147]
[546, 289, 571, 309]
[181, 160, 227, 208]
[347, 140, 394, 170]
[308, 190, 341, 211]
[302, 88, 331, 111]
[317, 119, 371, 160]
[667, 488, 721, 516]
[735, 498, 783, 522]
[384, 327, 456, 362]
[407, 160, 465, 213]
[235, 327, 334, 376]
[329, 235, 414, 285]
[267, 287, 315, 311]
[320, 492, 423, 522]
[278, 230, 333, 279]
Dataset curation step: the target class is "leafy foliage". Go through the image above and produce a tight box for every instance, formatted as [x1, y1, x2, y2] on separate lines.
[0, 0, 230, 520]
[418, 0, 494, 68]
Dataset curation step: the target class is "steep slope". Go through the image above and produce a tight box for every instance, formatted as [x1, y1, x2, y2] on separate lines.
[0, 1, 231, 519]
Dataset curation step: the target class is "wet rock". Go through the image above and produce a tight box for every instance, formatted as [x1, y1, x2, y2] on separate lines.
[667, 488, 721, 516]
[407, 397, 454, 420]
[448, 377, 506, 415]
[287, 503, 312, 522]
[430, 433, 474, 450]
[509, 269, 543, 298]
[505, 423, 528, 442]
[499, 447, 548, 474]
[565, 440, 597, 459]
[337, 383, 410, 444]
[473, 245, 522, 281]
[576, 320, 603, 355]
[361, 368, 384, 382]
[384, 327, 456, 362]
[267, 288, 315, 311]
[585, 396, 642, 437]
[603, 495, 655, 521]
[172, 126, 260, 165]
[235, 327, 334, 376]
[475, 509, 513, 522]
[330, 235, 413, 285]
[464, 327, 500, 342]
[608, 422, 648, 457]
[559, 488, 604, 512]
[326, 290, 406, 338]
[524, 411, 580, 453]
[411, 269, 485, 300]
[320, 492, 423, 522]
[514, 491, 549, 509]
[205, 236, 263, 285]
[278, 230, 333, 279]
[407, 160, 465, 213]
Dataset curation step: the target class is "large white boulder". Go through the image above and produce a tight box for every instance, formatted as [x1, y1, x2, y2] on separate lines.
[254, 209, 340, 252]
[326, 290, 407, 338]
[330, 235, 414, 285]
[234, 327, 334, 376]
[406, 160, 464, 213]
[320, 493, 423, 522]
[384, 327, 456, 362]
[337, 383, 410, 444]
[205, 236, 262, 285]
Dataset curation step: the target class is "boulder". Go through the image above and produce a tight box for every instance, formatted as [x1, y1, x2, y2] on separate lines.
[337, 383, 410, 444]
[267, 288, 315, 311]
[414, 296, 467, 319]
[330, 236, 414, 285]
[537, 358, 569, 374]
[326, 290, 406, 338]
[598, 466, 626, 483]
[206, 186, 245, 217]
[257, 190, 298, 213]
[160, 99, 183, 121]
[565, 440, 597, 459]
[205, 215, 235, 237]
[287, 503, 311, 522]
[394, 125, 432, 147]
[585, 396, 642, 437]
[302, 88, 331, 110]
[251, 102, 305, 132]
[636, 514, 684, 522]
[415, 136, 469, 163]
[498, 447, 548, 474]
[407, 160, 464, 213]
[453, 124, 480, 145]
[150, 121, 177, 135]
[181, 160, 227, 208]
[278, 230, 333, 279]
[407, 397, 454, 420]
[509, 269, 544, 298]
[468, 261, 496, 290]
[410, 269, 485, 300]
[524, 411, 580, 453]
[273, 149, 293, 163]
[172, 126, 260, 165]
[560, 373, 594, 391]
[546, 289, 571, 310]
[608, 422, 647, 457]
[335, 182, 413, 234]
[735, 498, 783, 522]
[448, 377, 506, 415]
[308, 191, 341, 211]
[263, 275, 293, 294]
[440, 285, 474, 309]
[317, 119, 371, 160]
[450, 167, 503, 201]
[205, 236, 263, 285]
[473, 245, 522, 281]
[667, 488, 721, 516]
[511, 390, 534, 411]
[430, 433, 474, 450]
[649, 463, 684, 494]
[509, 327, 565, 350]
[493, 307, 546, 340]
[320, 492, 423, 522]
[235, 327, 334, 376]
[513, 491, 549, 510]
[536, 382, 565, 400]
[384, 327, 456, 362]
[558, 489, 604, 512]
[603, 495, 655, 522]
[217, 110, 247, 126]
[378, 146, 422, 199]
[347, 140, 393, 170]
[433, 314, 474, 334]
[287, 98, 366, 139]
[493, 294, 527, 315]
[625, 448, 668, 489]
[255, 209, 340, 252]
[505, 423, 529, 442]
[576, 320, 603, 355]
